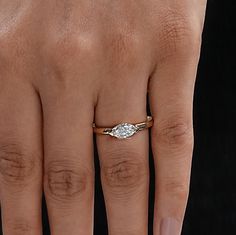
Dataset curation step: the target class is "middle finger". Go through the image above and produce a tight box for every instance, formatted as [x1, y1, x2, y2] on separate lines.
[38, 36, 96, 235]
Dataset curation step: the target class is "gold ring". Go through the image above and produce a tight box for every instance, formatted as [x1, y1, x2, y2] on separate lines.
[93, 116, 153, 139]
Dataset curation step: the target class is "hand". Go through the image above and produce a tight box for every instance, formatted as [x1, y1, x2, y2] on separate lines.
[0, 1, 207, 234]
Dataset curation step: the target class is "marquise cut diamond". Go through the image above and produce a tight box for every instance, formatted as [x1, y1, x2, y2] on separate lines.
[110, 123, 138, 139]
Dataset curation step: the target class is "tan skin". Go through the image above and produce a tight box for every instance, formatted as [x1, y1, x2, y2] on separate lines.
[0, 1, 207, 235]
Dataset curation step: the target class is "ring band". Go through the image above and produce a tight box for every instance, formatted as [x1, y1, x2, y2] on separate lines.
[93, 116, 153, 139]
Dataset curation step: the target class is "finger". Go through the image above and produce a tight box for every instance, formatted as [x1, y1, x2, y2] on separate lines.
[95, 72, 150, 235]
[0, 80, 43, 235]
[149, 20, 202, 234]
[39, 76, 95, 235]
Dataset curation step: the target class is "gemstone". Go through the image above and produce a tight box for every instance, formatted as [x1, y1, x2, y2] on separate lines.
[110, 123, 137, 139]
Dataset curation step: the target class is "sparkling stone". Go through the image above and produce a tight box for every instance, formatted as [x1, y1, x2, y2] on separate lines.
[110, 123, 137, 139]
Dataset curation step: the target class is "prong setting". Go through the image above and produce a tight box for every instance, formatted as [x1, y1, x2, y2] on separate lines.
[109, 123, 138, 139]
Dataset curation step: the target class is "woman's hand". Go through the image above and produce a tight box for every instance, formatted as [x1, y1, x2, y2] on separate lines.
[0, 0, 207, 234]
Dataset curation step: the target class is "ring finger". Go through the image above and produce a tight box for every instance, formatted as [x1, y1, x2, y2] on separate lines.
[95, 68, 151, 235]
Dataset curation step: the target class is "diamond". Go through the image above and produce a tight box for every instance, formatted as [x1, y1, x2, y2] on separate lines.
[110, 123, 138, 139]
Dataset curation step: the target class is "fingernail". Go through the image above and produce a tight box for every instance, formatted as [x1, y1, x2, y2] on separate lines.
[160, 217, 182, 235]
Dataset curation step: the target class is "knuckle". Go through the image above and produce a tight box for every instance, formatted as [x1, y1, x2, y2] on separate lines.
[11, 219, 33, 234]
[44, 159, 92, 202]
[106, 31, 141, 67]
[45, 32, 97, 85]
[47, 32, 96, 66]
[162, 180, 189, 201]
[0, 142, 37, 185]
[158, 9, 201, 60]
[153, 118, 193, 147]
[101, 148, 147, 195]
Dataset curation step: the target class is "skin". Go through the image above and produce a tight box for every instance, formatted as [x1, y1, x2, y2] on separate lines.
[0, 0, 207, 235]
